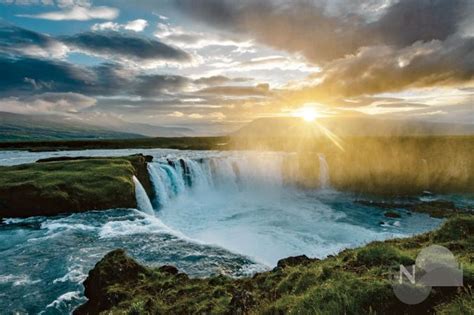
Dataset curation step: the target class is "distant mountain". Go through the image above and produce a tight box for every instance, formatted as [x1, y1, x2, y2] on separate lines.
[234, 116, 474, 137]
[80, 115, 194, 137]
[0, 112, 197, 142]
[0, 112, 144, 142]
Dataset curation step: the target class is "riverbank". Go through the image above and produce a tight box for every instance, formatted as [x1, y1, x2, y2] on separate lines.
[0, 154, 152, 218]
[75, 215, 474, 314]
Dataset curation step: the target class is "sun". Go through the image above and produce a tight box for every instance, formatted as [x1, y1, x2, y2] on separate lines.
[293, 106, 319, 122]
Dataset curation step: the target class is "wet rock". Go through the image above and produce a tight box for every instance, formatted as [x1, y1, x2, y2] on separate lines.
[277, 255, 313, 268]
[74, 249, 149, 315]
[384, 211, 401, 218]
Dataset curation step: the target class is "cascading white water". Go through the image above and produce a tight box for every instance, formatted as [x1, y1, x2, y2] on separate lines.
[185, 159, 210, 190]
[160, 163, 185, 196]
[318, 154, 330, 189]
[145, 152, 332, 211]
[147, 164, 169, 209]
[132, 175, 154, 215]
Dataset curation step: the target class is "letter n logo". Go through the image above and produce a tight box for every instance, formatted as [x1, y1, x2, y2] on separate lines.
[399, 265, 416, 284]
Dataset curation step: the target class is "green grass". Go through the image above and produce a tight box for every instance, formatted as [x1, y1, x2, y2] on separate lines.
[0, 156, 144, 217]
[77, 215, 474, 315]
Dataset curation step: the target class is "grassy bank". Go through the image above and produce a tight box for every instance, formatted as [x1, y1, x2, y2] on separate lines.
[0, 136, 228, 152]
[0, 155, 152, 218]
[74, 215, 473, 315]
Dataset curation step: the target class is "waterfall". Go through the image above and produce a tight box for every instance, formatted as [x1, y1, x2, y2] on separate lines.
[143, 152, 332, 209]
[132, 176, 154, 215]
[318, 154, 330, 189]
[185, 159, 210, 190]
[147, 164, 169, 209]
[160, 164, 185, 196]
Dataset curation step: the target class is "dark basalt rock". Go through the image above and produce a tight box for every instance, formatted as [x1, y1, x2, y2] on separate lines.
[129, 153, 153, 163]
[74, 249, 149, 315]
[128, 154, 154, 198]
[158, 265, 179, 275]
[384, 211, 401, 218]
[277, 255, 313, 268]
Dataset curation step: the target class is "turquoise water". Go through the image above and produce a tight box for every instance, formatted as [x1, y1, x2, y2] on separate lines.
[0, 149, 456, 314]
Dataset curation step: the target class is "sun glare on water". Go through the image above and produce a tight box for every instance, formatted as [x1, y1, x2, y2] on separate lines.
[293, 106, 319, 122]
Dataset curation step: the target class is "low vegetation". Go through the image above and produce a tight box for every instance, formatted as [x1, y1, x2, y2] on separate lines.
[75, 215, 474, 315]
[0, 155, 152, 218]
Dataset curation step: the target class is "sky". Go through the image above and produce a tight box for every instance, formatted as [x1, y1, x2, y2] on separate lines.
[0, 0, 473, 135]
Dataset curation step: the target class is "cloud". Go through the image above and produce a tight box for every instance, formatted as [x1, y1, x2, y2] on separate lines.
[92, 19, 148, 32]
[154, 22, 252, 49]
[303, 36, 474, 99]
[62, 31, 192, 64]
[0, 23, 68, 58]
[171, 0, 473, 102]
[174, 0, 470, 64]
[18, 5, 119, 21]
[198, 83, 270, 96]
[90, 21, 120, 31]
[0, 54, 96, 96]
[194, 75, 250, 86]
[124, 19, 148, 32]
[133, 74, 191, 97]
[0, 54, 194, 98]
[375, 103, 430, 108]
[0, 92, 96, 114]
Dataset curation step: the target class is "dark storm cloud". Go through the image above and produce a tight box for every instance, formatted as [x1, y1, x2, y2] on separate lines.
[174, 0, 470, 64]
[0, 45, 263, 101]
[62, 31, 191, 62]
[0, 23, 193, 63]
[305, 36, 474, 99]
[0, 23, 53, 51]
[372, 0, 466, 47]
[0, 54, 95, 96]
[0, 23, 66, 57]
[133, 74, 191, 97]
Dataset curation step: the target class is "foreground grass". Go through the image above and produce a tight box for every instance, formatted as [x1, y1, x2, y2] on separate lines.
[0, 155, 151, 218]
[76, 215, 474, 315]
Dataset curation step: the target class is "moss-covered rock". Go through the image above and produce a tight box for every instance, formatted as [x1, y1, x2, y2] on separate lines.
[75, 215, 474, 315]
[0, 154, 152, 218]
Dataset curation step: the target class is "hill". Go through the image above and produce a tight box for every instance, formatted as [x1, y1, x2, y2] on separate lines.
[0, 112, 144, 141]
[234, 116, 474, 138]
